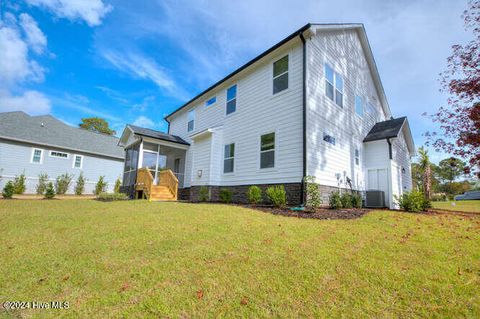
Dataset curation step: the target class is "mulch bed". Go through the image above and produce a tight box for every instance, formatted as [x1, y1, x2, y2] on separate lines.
[244, 205, 370, 220]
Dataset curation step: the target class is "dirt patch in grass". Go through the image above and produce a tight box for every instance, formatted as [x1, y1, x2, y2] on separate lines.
[246, 205, 370, 220]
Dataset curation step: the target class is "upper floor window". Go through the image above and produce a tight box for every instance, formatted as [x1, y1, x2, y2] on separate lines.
[224, 143, 235, 173]
[273, 55, 288, 94]
[205, 96, 216, 107]
[260, 132, 275, 169]
[355, 149, 360, 165]
[355, 95, 363, 117]
[73, 155, 83, 169]
[226, 85, 237, 115]
[31, 148, 43, 164]
[324, 64, 343, 107]
[323, 132, 336, 145]
[187, 109, 195, 132]
[50, 151, 69, 159]
[367, 102, 376, 115]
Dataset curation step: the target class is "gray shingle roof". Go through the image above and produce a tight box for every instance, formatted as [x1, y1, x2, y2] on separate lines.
[363, 117, 407, 142]
[127, 124, 189, 145]
[0, 111, 124, 159]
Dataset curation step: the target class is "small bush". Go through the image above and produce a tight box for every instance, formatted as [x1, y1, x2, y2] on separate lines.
[305, 176, 322, 209]
[96, 192, 128, 201]
[247, 186, 262, 205]
[431, 194, 447, 202]
[351, 193, 362, 208]
[44, 182, 55, 199]
[219, 188, 233, 203]
[394, 190, 430, 212]
[266, 185, 287, 208]
[55, 173, 73, 195]
[94, 176, 107, 195]
[340, 193, 353, 209]
[13, 173, 26, 194]
[75, 172, 85, 195]
[36, 173, 49, 195]
[2, 181, 14, 199]
[329, 191, 342, 209]
[114, 177, 122, 193]
[198, 186, 209, 202]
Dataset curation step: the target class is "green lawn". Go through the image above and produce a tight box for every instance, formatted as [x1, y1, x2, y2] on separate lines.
[1, 200, 479, 318]
[432, 200, 480, 213]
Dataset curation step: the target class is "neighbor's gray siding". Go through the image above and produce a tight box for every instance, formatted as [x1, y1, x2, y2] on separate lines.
[0, 139, 124, 194]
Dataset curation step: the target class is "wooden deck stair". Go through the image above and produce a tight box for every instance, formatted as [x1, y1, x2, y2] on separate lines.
[150, 185, 176, 201]
[135, 168, 178, 201]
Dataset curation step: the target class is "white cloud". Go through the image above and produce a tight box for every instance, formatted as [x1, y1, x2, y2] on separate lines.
[19, 13, 47, 54]
[132, 115, 155, 128]
[25, 0, 113, 27]
[0, 89, 51, 115]
[101, 50, 188, 100]
[51, 93, 121, 121]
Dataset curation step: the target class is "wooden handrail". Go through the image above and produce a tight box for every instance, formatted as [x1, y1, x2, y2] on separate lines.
[158, 169, 178, 200]
[136, 168, 154, 200]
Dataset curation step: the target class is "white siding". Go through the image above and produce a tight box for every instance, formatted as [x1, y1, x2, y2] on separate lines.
[169, 41, 304, 187]
[306, 29, 388, 190]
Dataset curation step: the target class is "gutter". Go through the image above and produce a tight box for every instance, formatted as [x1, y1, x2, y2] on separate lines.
[299, 32, 307, 206]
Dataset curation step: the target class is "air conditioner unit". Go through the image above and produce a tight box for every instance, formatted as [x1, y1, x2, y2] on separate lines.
[365, 190, 385, 208]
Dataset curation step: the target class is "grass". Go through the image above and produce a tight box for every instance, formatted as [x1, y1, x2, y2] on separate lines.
[432, 200, 480, 213]
[1, 200, 479, 318]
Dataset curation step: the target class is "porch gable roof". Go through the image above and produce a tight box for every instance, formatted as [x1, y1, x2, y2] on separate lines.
[120, 125, 190, 147]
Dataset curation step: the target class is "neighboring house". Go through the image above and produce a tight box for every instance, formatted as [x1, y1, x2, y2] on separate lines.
[0, 111, 124, 194]
[118, 23, 415, 208]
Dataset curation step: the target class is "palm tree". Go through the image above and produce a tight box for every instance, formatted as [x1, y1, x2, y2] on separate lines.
[418, 147, 431, 199]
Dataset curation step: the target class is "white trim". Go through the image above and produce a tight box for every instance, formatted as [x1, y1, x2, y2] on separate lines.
[324, 62, 344, 108]
[30, 148, 43, 164]
[49, 150, 69, 159]
[72, 154, 84, 169]
[223, 143, 235, 174]
[225, 84, 237, 116]
[272, 54, 290, 96]
[258, 130, 277, 171]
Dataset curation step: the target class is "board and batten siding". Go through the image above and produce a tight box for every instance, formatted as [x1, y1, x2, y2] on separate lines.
[0, 140, 124, 194]
[168, 40, 304, 187]
[306, 29, 388, 190]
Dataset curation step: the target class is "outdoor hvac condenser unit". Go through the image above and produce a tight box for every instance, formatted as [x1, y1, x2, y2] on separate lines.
[365, 190, 385, 208]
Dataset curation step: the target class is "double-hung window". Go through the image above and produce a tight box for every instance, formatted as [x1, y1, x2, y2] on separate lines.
[324, 63, 344, 107]
[273, 55, 288, 94]
[31, 148, 43, 164]
[260, 132, 275, 169]
[187, 109, 195, 132]
[355, 95, 363, 117]
[73, 155, 83, 169]
[355, 149, 360, 165]
[223, 143, 235, 173]
[226, 85, 237, 115]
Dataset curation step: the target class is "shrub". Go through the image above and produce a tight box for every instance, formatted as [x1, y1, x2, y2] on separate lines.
[36, 173, 49, 195]
[351, 193, 362, 208]
[266, 185, 287, 208]
[114, 177, 122, 193]
[394, 190, 431, 212]
[13, 173, 26, 194]
[329, 191, 343, 209]
[94, 176, 107, 195]
[247, 186, 262, 205]
[305, 176, 322, 209]
[340, 193, 353, 209]
[96, 192, 128, 201]
[198, 186, 209, 202]
[2, 181, 14, 199]
[219, 188, 233, 203]
[44, 182, 55, 199]
[431, 194, 447, 202]
[55, 173, 73, 195]
[75, 172, 85, 195]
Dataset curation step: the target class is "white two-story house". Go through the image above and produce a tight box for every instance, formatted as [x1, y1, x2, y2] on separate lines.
[118, 23, 415, 208]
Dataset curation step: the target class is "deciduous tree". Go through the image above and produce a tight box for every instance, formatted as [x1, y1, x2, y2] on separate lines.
[79, 117, 116, 135]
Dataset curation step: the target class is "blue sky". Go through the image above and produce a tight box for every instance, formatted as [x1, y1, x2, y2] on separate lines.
[0, 0, 472, 163]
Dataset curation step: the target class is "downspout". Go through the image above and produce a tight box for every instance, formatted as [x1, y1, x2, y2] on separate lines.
[387, 138, 392, 159]
[300, 32, 307, 206]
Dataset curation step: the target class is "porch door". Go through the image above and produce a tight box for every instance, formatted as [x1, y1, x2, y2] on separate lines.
[142, 151, 158, 180]
[367, 168, 389, 207]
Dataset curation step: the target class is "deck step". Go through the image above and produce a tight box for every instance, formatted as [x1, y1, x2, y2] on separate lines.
[149, 185, 176, 201]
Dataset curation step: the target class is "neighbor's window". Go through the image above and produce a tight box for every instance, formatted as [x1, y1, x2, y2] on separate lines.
[355, 149, 360, 165]
[73, 155, 83, 169]
[260, 132, 275, 169]
[273, 55, 288, 94]
[31, 148, 43, 164]
[50, 151, 69, 159]
[324, 63, 343, 107]
[187, 109, 195, 132]
[224, 143, 235, 173]
[205, 96, 216, 107]
[226, 84, 237, 115]
[355, 95, 363, 116]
